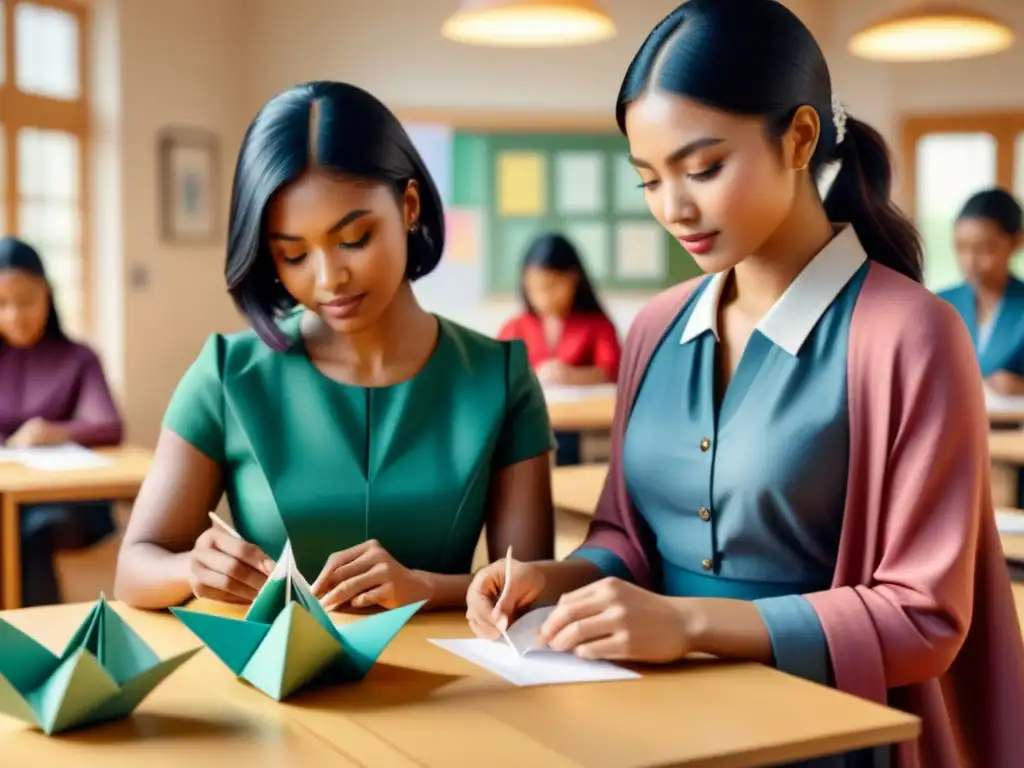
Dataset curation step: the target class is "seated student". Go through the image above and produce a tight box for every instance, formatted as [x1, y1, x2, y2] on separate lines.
[498, 234, 621, 465]
[938, 187, 1024, 394]
[114, 81, 555, 611]
[0, 237, 123, 606]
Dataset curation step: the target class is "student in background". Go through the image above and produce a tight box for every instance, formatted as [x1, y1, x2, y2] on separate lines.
[938, 187, 1024, 394]
[499, 233, 621, 387]
[498, 234, 622, 465]
[115, 81, 554, 612]
[466, 1, 1023, 765]
[0, 237, 123, 606]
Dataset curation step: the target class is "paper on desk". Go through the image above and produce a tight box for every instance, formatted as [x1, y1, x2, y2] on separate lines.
[985, 389, 1024, 414]
[0, 444, 111, 471]
[541, 383, 617, 404]
[996, 510, 1024, 535]
[431, 607, 640, 687]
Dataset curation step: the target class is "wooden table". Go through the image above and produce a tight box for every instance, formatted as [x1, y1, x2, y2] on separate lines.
[0, 445, 152, 610]
[989, 430, 1024, 465]
[0, 599, 920, 767]
[997, 507, 1024, 564]
[552, 463, 608, 517]
[546, 396, 616, 433]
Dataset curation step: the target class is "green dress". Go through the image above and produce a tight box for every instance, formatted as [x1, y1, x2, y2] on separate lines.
[162, 311, 555, 581]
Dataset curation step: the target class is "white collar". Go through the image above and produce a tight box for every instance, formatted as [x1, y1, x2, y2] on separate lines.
[679, 225, 867, 356]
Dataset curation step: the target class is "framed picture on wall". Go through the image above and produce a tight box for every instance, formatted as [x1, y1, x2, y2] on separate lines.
[158, 127, 219, 244]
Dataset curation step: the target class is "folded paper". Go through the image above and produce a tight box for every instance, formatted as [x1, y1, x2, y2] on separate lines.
[431, 607, 642, 687]
[0, 595, 199, 735]
[172, 540, 424, 700]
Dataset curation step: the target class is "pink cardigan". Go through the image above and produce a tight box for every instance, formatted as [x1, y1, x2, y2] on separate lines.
[582, 262, 1024, 766]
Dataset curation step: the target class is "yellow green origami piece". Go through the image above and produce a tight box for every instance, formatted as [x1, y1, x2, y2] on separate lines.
[0, 595, 200, 735]
[171, 541, 425, 701]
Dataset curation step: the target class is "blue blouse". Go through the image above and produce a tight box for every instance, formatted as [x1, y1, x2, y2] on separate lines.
[938, 277, 1024, 377]
[572, 226, 886, 768]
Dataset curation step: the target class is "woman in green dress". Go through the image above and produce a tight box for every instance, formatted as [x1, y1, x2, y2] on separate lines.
[114, 81, 556, 611]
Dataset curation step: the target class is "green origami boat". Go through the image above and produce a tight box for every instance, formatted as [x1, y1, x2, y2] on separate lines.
[0, 595, 200, 735]
[172, 541, 425, 700]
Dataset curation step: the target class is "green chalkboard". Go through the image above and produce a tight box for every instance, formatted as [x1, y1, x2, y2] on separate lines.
[451, 131, 701, 295]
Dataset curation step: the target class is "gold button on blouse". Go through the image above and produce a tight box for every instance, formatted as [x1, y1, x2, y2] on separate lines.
[700, 437, 711, 452]
[701, 558, 713, 570]
[698, 507, 711, 521]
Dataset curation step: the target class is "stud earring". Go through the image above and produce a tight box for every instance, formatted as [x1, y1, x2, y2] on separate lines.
[409, 221, 420, 234]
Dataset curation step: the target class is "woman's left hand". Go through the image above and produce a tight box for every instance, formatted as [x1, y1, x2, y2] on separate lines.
[6, 418, 70, 447]
[536, 360, 571, 385]
[311, 539, 433, 611]
[539, 577, 694, 663]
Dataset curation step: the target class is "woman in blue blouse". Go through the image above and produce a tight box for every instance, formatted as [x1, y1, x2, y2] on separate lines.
[938, 188, 1024, 394]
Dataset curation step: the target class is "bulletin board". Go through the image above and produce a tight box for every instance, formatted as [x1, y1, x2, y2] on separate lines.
[448, 131, 702, 295]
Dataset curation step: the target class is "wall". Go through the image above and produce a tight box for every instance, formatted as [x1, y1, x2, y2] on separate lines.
[89, 0, 251, 448]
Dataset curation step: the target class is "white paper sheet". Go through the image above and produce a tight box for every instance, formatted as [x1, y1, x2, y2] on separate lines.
[985, 389, 1024, 414]
[556, 152, 605, 214]
[430, 607, 641, 687]
[996, 510, 1024, 535]
[0, 444, 111, 470]
[542, 383, 617, 404]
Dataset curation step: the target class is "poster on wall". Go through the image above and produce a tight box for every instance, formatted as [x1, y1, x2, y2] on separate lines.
[158, 127, 219, 244]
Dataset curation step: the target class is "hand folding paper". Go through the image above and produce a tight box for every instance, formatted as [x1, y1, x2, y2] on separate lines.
[172, 540, 424, 700]
[0, 595, 200, 735]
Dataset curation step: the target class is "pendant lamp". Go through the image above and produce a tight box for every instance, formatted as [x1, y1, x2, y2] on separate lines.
[849, 2, 1014, 62]
[442, 0, 616, 47]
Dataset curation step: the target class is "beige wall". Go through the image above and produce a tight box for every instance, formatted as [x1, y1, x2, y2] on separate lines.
[89, 0, 251, 448]
[89, 0, 1024, 447]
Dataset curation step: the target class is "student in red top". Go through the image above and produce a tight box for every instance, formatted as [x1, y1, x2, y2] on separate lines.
[498, 233, 622, 464]
[499, 233, 621, 384]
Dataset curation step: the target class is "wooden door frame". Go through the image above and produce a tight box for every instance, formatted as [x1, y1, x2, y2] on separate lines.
[0, 0, 92, 334]
[898, 111, 1024, 218]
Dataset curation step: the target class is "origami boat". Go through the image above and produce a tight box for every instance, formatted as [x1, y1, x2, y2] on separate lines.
[171, 541, 424, 700]
[0, 595, 199, 735]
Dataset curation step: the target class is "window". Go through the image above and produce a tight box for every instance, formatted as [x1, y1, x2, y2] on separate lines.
[0, 0, 89, 336]
[900, 112, 1024, 291]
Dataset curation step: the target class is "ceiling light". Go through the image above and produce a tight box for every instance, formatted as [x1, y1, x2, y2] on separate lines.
[849, 3, 1014, 62]
[442, 0, 616, 47]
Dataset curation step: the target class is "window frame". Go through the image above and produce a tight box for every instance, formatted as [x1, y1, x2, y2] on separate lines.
[0, 0, 91, 334]
[898, 111, 1024, 217]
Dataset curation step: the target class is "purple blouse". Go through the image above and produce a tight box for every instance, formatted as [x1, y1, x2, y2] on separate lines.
[0, 338, 123, 446]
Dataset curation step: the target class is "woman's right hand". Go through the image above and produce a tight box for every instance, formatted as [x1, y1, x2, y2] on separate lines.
[187, 527, 275, 603]
[466, 557, 546, 639]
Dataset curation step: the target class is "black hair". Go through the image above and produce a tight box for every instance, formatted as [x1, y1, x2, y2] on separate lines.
[520, 233, 609, 318]
[0, 236, 66, 343]
[956, 188, 1023, 236]
[225, 80, 446, 350]
[616, 0, 923, 283]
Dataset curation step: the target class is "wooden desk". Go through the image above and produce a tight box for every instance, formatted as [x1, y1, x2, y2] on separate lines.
[0, 600, 920, 767]
[996, 507, 1024, 564]
[0, 445, 152, 610]
[989, 430, 1024, 465]
[552, 463, 608, 517]
[546, 396, 615, 433]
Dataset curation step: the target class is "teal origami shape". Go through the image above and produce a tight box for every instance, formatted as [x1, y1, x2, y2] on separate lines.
[171, 541, 425, 700]
[0, 595, 200, 735]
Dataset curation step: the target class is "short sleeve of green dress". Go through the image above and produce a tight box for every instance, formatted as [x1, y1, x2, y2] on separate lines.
[492, 339, 557, 469]
[162, 334, 226, 464]
[161, 314, 555, 582]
